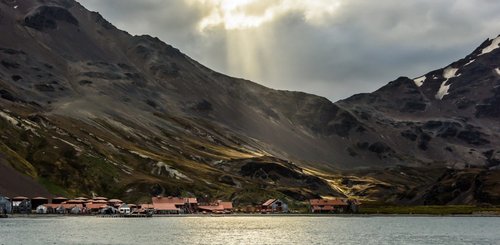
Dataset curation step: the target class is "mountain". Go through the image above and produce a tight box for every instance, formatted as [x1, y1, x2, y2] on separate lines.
[337, 38, 500, 168]
[0, 0, 499, 205]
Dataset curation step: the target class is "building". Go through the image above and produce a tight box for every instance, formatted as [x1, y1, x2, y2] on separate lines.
[43, 203, 70, 214]
[88, 199, 107, 204]
[12, 196, 31, 214]
[309, 198, 348, 213]
[31, 197, 49, 211]
[85, 203, 107, 213]
[152, 196, 198, 214]
[36, 205, 48, 214]
[70, 205, 83, 214]
[261, 199, 288, 213]
[61, 204, 84, 214]
[108, 199, 123, 207]
[51, 197, 68, 204]
[119, 204, 131, 214]
[198, 200, 233, 214]
[309, 198, 360, 213]
[66, 199, 86, 204]
[243, 205, 259, 213]
[43, 203, 62, 214]
[138, 204, 154, 214]
[140, 204, 154, 210]
[0, 195, 12, 214]
[153, 203, 179, 214]
[100, 206, 118, 215]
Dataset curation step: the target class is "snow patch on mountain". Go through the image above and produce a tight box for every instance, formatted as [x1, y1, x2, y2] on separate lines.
[153, 161, 191, 181]
[443, 67, 459, 80]
[435, 67, 459, 100]
[130, 150, 153, 159]
[413, 76, 426, 87]
[480, 36, 500, 55]
[21, 119, 40, 129]
[436, 82, 451, 100]
[0, 111, 19, 126]
[52, 136, 83, 152]
[495, 68, 500, 76]
[464, 59, 475, 66]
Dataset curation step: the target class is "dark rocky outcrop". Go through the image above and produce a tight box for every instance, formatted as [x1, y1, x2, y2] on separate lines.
[11, 75, 22, 81]
[483, 150, 500, 167]
[240, 161, 302, 180]
[401, 130, 418, 141]
[457, 130, 490, 146]
[475, 86, 500, 118]
[34, 83, 55, 92]
[218, 175, 237, 186]
[81, 72, 122, 80]
[0, 89, 16, 101]
[418, 133, 432, 151]
[1, 60, 20, 69]
[78, 80, 92, 86]
[368, 142, 393, 154]
[24, 6, 79, 30]
[402, 101, 427, 112]
[192, 100, 213, 112]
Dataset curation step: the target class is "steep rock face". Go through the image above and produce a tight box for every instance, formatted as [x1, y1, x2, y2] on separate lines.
[24, 5, 79, 30]
[336, 35, 500, 169]
[0, 0, 356, 202]
[0, 0, 373, 170]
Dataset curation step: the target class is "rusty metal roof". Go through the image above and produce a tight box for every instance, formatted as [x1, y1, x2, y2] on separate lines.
[262, 199, 277, 206]
[153, 203, 179, 211]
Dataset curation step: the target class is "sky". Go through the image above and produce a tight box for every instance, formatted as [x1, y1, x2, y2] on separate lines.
[81, 0, 500, 101]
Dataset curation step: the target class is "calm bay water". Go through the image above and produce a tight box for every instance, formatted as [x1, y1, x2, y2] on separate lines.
[1, 216, 499, 245]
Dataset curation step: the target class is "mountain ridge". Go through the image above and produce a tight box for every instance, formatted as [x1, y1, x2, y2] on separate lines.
[0, 0, 499, 205]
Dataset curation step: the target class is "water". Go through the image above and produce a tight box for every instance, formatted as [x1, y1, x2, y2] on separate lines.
[1, 216, 499, 245]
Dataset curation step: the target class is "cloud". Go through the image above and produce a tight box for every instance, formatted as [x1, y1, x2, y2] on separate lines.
[81, 0, 500, 101]
[189, 0, 341, 31]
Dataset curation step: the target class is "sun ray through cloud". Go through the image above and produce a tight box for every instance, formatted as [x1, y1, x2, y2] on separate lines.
[192, 0, 342, 31]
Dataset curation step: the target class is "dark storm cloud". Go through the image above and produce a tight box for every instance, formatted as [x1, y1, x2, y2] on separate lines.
[81, 0, 500, 101]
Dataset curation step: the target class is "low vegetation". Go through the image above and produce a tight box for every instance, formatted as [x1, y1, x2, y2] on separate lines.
[360, 202, 500, 215]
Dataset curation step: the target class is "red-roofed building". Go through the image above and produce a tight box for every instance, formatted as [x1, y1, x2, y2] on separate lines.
[85, 203, 108, 213]
[309, 198, 360, 213]
[61, 203, 83, 210]
[89, 199, 107, 204]
[138, 204, 154, 213]
[66, 199, 85, 204]
[198, 200, 233, 214]
[108, 199, 124, 207]
[44, 203, 84, 214]
[140, 204, 154, 209]
[261, 199, 288, 213]
[152, 196, 198, 214]
[43, 203, 62, 214]
[153, 203, 180, 214]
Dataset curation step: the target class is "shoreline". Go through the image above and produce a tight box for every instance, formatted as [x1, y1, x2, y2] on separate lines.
[5, 213, 500, 219]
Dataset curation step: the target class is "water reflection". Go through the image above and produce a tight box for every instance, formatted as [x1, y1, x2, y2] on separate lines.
[0, 216, 499, 245]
